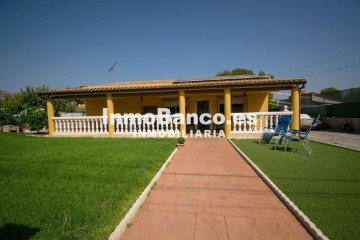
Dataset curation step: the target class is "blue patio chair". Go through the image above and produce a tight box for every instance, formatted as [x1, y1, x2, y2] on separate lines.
[259, 115, 292, 144]
[274, 115, 320, 155]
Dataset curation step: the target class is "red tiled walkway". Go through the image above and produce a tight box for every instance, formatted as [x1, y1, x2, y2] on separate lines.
[121, 138, 312, 240]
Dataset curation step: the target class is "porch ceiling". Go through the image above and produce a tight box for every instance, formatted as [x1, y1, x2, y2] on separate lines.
[39, 75, 306, 99]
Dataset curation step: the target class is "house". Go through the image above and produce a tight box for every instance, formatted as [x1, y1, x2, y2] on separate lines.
[40, 75, 305, 138]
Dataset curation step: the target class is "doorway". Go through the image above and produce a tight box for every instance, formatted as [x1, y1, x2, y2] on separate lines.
[197, 100, 210, 130]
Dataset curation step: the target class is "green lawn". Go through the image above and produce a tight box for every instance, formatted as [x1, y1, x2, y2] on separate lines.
[0, 133, 176, 240]
[232, 139, 360, 240]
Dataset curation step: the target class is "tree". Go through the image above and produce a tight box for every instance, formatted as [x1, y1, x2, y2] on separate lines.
[0, 85, 86, 133]
[0, 94, 23, 130]
[54, 99, 79, 115]
[258, 70, 266, 76]
[0, 85, 81, 132]
[258, 70, 275, 79]
[216, 67, 278, 111]
[343, 88, 360, 103]
[320, 87, 342, 101]
[216, 68, 254, 76]
[27, 108, 47, 132]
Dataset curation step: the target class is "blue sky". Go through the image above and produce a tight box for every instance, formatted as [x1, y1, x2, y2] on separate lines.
[0, 0, 359, 94]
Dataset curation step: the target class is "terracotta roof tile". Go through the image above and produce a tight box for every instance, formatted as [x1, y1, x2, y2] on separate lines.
[41, 76, 306, 95]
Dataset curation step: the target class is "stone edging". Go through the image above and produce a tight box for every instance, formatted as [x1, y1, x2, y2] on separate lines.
[108, 147, 178, 240]
[309, 138, 360, 152]
[227, 138, 329, 240]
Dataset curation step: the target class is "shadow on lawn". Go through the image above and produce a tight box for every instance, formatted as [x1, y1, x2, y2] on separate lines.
[270, 146, 297, 153]
[253, 140, 301, 154]
[0, 223, 39, 240]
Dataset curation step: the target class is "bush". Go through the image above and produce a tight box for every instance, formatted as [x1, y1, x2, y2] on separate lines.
[177, 137, 185, 144]
[27, 108, 47, 132]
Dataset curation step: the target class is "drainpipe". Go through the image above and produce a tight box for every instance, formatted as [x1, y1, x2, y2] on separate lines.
[299, 82, 306, 114]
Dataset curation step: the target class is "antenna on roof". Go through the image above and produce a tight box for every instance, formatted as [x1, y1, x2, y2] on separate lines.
[108, 61, 117, 82]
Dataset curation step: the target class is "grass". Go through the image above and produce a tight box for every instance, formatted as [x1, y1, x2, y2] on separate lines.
[0, 133, 176, 240]
[232, 139, 360, 240]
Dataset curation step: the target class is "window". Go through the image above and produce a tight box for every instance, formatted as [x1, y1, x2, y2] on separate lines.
[218, 97, 246, 113]
[161, 99, 189, 114]
[143, 106, 157, 114]
[167, 106, 179, 114]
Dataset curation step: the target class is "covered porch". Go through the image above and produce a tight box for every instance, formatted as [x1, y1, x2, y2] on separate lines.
[50, 111, 293, 138]
[42, 76, 305, 138]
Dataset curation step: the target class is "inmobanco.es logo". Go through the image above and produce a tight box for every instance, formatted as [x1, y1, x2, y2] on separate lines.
[102, 108, 257, 138]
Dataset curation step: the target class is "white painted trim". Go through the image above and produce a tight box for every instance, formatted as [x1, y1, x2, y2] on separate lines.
[227, 138, 329, 240]
[108, 147, 178, 240]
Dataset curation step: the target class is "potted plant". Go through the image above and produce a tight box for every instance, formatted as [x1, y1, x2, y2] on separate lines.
[177, 137, 186, 149]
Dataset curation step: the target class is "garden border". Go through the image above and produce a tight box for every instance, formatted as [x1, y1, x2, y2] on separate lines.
[108, 147, 178, 240]
[228, 138, 329, 240]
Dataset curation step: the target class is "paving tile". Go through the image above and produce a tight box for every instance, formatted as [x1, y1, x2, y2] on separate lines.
[244, 193, 286, 209]
[166, 163, 202, 174]
[226, 216, 297, 240]
[218, 180, 265, 193]
[199, 183, 219, 191]
[172, 205, 212, 215]
[211, 206, 253, 217]
[157, 173, 184, 183]
[174, 191, 211, 207]
[211, 193, 248, 208]
[141, 202, 173, 212]
[194, 214, 228, 240]
[215, 165, 258, 177]
[250, 207, 288, 218]
[157, 182, 200, 191]
[146, 190, 177, 205]
[122, 211, 196, 240]
[284, 214, 314, 240]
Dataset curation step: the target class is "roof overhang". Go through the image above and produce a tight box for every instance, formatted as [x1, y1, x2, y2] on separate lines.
[39, 76, 306, 99]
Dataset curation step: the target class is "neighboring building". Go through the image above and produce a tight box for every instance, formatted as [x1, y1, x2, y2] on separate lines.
[279, 90, 342, 115]
[297, 88, 360, 132]
[0, 90, 11, 100]
[40, 75, 305, 138]
[301, 92, 342, 106]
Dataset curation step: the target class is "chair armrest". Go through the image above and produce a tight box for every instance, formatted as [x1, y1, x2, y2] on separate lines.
[286, 129, 308, 138]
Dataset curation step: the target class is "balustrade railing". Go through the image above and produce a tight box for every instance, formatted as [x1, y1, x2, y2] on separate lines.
[53, 116, 107, 134]
[52, 111, 292, 136]
[114, 114, 181, 134]
[231, 111, 293, 133]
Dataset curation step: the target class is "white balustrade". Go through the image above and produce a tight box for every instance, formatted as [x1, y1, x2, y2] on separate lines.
[231, 111, 293, 133]
[53, 116, 108, 134]
[114, 114, 181, 134]
[52, 112, 292, 136]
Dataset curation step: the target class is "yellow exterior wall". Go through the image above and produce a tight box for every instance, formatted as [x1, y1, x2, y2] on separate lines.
[247, 92, 269, 112]
[84, 91, 268, 116]
[114, 96, 161, 114]
[247, 92, 269, 128]
[114, 96, 162, 114]
[85, 98, 107, 116]
[85, 96, 163, 116]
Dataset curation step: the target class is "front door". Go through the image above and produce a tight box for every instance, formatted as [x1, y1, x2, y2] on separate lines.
[197, 100, 210, 130]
